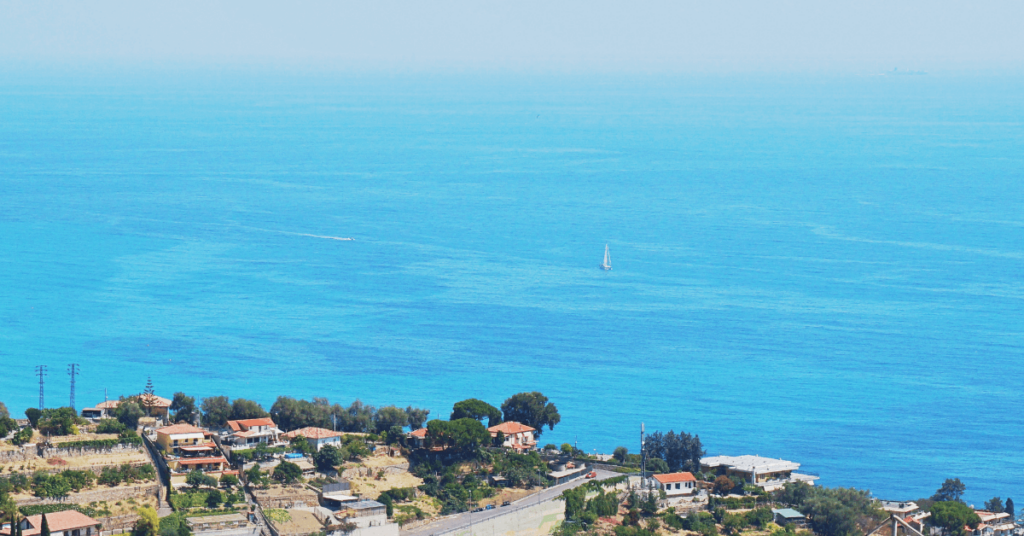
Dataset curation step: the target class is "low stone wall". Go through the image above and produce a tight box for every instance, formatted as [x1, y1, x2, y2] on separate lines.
[96, 513, 142, 534]
[0, 446, 39, 463]
[341, 464, 409, 479]
[16, 483, 161, 507]
[40, 443, 144, 459]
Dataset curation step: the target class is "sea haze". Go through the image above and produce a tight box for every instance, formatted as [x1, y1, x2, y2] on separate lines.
[1, 69, 1022, 504]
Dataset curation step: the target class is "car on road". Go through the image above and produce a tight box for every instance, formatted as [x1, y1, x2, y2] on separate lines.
[501, 501, 511, 507]
[586, 471, 597, 478]
[472, 508, 484, 513]
[485, 505, 495, 510]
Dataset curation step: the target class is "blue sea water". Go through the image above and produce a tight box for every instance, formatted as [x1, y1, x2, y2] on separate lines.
[1, 69, 1022, 504]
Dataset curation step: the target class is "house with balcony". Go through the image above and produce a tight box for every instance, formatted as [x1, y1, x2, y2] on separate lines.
[700, 455, 818, 491]
[156, 423, 212, 455]
[226, 417, 283, 446]
[487, 422, 537, 452]
[972, 511, 1015, 536]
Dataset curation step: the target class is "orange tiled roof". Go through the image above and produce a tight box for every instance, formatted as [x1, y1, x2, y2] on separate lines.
[283, 427, 343, 440]
[652, 472, 696, 484]
[94, 400, 121, 409]
[488, 421, 536, 434]
[156, 423, 206, 435]
[229, 417, 276, 430]
[7, 511, 100, 536]
[409, 428, 428, 438]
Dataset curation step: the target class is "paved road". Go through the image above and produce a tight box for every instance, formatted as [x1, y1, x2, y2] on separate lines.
[401, 469, 621, 536]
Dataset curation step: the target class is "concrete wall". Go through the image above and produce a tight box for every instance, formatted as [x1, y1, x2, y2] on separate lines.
[436, 498, 566, 536]
[0, 446, 38, 463]
[340, 464, 408, 479]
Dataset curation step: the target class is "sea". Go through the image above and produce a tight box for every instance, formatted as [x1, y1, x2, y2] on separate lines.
[1, 68, 1022, 505]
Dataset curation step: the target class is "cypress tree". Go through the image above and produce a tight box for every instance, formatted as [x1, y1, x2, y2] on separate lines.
[39, 513, 49, 536]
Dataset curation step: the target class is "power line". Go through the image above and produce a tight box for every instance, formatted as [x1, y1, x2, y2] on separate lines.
[35, 365, 48, 410]
[68, 364, 80, 412]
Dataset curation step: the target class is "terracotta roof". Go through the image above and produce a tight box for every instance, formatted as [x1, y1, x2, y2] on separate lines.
[652, 472, 696, 484]
[138, 393, 173, 407]
[228, 418, 276, 431]
[157, 423, 206, 435]
[488, 421, 536, 434]
[94, 400, 121, 409]
[408, 428, 428, 438]
[283, 427, 343, 440]
[6, 511, 100, 536]
[178, 456, 228, 465]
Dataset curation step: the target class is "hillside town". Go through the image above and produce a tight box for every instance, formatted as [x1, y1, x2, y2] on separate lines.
[0, 387, 1018, 536]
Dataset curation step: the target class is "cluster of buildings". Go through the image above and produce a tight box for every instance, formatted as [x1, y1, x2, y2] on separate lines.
[879, 501, 1017, 536]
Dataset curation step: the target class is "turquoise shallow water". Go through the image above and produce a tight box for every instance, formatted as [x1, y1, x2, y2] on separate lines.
[1, 70, 1022, 504]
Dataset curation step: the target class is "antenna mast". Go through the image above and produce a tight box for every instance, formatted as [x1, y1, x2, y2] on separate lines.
[640, 422, 646, 488]
[35, 365, 48, 410]
[68, 364, 80, 412]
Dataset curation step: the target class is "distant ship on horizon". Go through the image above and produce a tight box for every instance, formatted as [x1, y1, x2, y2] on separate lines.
[600, 244, 612, 271]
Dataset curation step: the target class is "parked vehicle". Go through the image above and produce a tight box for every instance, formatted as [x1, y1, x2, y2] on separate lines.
[485, 505, 495, 510]
[501, 501, 511, 507]
[586, 471, 597, 479]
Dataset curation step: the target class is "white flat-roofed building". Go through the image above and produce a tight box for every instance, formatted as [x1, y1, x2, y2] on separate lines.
[701, 455, 818, 491]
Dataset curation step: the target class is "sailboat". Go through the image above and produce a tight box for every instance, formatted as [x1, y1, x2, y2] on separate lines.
[600, 244, 612, 270]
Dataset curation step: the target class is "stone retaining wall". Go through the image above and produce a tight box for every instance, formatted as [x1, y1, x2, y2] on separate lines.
[0, 446, 39, 463]
[40, 443, 144, 459]
[341, 463, 409, 479]
[16, 483, 161, 507]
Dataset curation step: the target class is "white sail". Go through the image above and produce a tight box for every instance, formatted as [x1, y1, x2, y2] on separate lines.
[601, 244, 612, 270]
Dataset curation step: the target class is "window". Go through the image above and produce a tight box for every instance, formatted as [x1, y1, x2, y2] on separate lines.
[675, 483, 681, 489]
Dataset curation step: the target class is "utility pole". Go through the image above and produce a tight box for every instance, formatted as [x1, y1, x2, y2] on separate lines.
[35, 365, 48, 410]
[68, 364, 80, 411]
[640, 422, 646, 489]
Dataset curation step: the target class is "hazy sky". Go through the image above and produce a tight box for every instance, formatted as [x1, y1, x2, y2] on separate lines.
[1, 1, 1023, 72]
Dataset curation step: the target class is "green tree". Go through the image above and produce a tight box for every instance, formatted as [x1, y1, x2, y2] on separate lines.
[40, 514, 50, 536]
[219, 473, 239, 488]
[24, 408, 42, 428]
[157, 512, 191, 536]
[142, 377, 157, 416]
[425, 418, 491, 456]
[314, 444, 344, 472]
[451, 399, 503, 427]
[115, 401, 145, 429]
[169, 393, 197, 424]
[132, 506, 160, 536]
[721, 513, 746, 535]
[932, 479, 967, 503]
[984, 498, 1004, 514]
[290, 436, 314, 456]
[930, 501, 981, 536]
[405, 407, 430, 430]
[562, 487, 587, 522]
[273, 461, 302, 484]
[186, 470, 216, 489]
[0, 402, 8, 420]
[373, 406, 408, 433]
[1005, 498, 1014, 517]
[201, 396, 231, 427]
[613, 446, 629, 463]
[561, 443, 573, 455]
[500, 392, 560, 437]
[230, 399, 268, 420]
[206, 489, 223, 508]
[746, 507, 774, 528]
[37, 408, 81, 436]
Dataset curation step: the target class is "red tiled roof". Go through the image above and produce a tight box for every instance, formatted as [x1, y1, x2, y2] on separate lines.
[178, 456, 228, 465]
[157, 423, 206, 435]
[179, 442, 217, 451]
[5, 511, 100, 536]
[408, 428, 428, 438]
[228, 417, 276, 431]
[94, 400, 121, 409]
[652, 472, 696, 484]
[228, 421, 242, 432]
[283, 427, 343, 440]
[488, 422, 536, 434]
